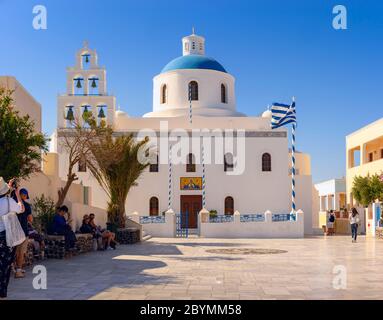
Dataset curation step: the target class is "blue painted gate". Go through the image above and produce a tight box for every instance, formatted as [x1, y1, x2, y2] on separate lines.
[176, 210, 189, 238]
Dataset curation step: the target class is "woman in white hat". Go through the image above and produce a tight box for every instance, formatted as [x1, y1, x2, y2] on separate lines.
[0, 177, 24, 299]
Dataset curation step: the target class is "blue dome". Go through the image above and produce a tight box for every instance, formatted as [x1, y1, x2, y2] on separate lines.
[161, 55, 227, 74]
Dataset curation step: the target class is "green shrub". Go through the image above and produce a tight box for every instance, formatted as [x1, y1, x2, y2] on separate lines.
[32, 194, 56, 234]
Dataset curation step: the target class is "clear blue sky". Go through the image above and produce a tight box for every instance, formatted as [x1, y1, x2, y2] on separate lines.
[1, 0, 382, 183]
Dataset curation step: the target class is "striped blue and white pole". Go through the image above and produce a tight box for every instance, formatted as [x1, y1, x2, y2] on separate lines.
[168, 144, 172, 210]
[202, 141, 206, 208]
[189, 84, 192, 124]
[291, 123, 296, 219]
[270, 98, 297, 219]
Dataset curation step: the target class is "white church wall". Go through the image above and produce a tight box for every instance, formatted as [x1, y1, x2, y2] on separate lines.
[153, 69, 236, 113]
[123, 131, 290, 216]
[294, 175, 313, 234]
[128, 211, 176, 238]
[199, 211, 304, 238]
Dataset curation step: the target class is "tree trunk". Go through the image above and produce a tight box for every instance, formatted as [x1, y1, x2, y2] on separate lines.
[55, 172, 78, 211]
[119, 201, 126, 229]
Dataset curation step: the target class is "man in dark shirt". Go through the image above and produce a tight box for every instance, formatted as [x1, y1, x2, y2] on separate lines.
[51, 205, 77, 250]
[13, 188, 32, 279]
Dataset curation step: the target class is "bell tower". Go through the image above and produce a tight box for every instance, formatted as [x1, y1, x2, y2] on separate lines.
[182, 28, 205, 56]
[57, 41, 116, 128]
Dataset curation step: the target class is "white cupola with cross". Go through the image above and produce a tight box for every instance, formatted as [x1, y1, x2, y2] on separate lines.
[145, 31, 243, 118]
[57, 41, 117, 129]
[182, 28, 205, 56]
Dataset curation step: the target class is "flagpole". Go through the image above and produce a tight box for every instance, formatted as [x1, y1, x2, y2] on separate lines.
[189, 84, 193, 124]
[202, 141, 206, 208]
[291, 97, 296, 218]
[168, 144, 172, 210]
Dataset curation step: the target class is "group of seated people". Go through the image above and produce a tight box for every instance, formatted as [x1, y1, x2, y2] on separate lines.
[80, 213, 117, 250]
[49, 205, 117, 251]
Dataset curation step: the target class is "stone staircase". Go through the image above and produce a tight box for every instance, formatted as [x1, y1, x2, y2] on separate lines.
[142, 230, 152, 241]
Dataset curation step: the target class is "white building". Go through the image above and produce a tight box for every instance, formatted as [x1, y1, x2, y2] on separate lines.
[52, 32, 313, 236]
[315, 178, 346, 212]
[314, 178, 346, 228]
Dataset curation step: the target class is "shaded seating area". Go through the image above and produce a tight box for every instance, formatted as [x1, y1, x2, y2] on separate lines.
[44, 233, 94, 259]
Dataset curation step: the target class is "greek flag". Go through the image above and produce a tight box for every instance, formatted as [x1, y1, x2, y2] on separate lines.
[271, 101, 296, 129]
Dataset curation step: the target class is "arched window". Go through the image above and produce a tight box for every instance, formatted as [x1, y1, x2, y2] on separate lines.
[73, 77, 84, 95]
[186, 153, 196, 172]
[149, 197, 159, 216]
[81, 105, 92, 128]
[88, 77, 99, 95]
[224, 153, 234, 172]
[225, 197, 234, 215]
[262, 153, 272, 172]
[81, 53, 91, 70]
[188, 81, 199, 101]
[161, 84, 167, 104]
[221, 84, 227, 103]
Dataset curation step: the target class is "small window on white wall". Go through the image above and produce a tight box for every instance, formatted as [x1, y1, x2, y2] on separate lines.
[262, 153, 272, 172]
[188, 81, 198, 101]
[221, 84, 227, 104]
[161, 84, 167, 104]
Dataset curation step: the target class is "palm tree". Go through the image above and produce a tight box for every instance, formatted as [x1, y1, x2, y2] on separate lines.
[87, 129, 150, 228]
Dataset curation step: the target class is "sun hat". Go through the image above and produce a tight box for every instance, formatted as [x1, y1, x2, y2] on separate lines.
[0, 177, 10, 196]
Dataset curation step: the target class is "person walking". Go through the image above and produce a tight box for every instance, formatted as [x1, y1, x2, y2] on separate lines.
[349, 208, 360, 243]
[328, 211, 336, 235]
[0, 178, 24, 299]
[12, 188, 32, 279]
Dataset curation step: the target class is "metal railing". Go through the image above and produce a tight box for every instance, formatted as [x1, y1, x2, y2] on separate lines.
[272, 214, 296, 222]
[139, 216, 165, 224]
[240, 214, 265, 222]
[209, 215, 234, 223]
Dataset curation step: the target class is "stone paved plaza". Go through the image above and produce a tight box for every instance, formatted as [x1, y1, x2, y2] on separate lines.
[7, 236, 383, 300]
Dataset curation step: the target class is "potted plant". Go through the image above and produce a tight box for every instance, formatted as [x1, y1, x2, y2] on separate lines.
[209, 210, 218, 219]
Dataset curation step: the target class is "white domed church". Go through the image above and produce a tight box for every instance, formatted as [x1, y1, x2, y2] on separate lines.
[145, 31, 244, 118]
[53, 31, 313, 237]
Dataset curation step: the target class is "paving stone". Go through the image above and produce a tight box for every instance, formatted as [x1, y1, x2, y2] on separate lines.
[6, 236, 383, 300]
